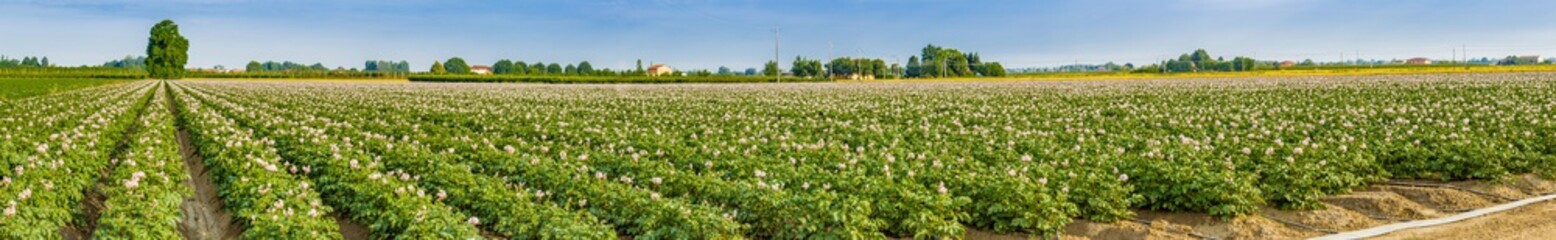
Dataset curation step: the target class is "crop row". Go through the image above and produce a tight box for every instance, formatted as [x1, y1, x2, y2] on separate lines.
[0, 81, 153, 237]
[187, 82, 1085, 237]
[94, 82, 191, 239]
[172, 79, 346, 238]
[170, 83, 484, 238]
[175, 74, 1556, 238]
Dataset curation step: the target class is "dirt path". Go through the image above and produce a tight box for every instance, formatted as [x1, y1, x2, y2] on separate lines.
[334, 212, 371, 240]
[175, 128, 242, 240]
[1369, 198, 1556, 240]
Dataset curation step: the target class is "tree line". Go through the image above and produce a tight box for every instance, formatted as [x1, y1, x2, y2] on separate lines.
[762, 44, 1006, 79]
[364, 60, 411, 73]
[103, 56, 147, 69]
[905, 45, 1006, 78]
[0, 56, 51, 68]
[246, 61, 332, 72]
[430, 57, 642, 76]
[1156, 49, 1260, 73]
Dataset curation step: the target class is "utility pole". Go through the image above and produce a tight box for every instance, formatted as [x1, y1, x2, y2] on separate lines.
[827, 41, 834, 78]
[773, 26, 780, 82]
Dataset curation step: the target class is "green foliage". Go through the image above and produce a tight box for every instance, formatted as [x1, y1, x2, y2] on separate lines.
[513, 61, 530, 75]
[0, 78, 132, 99]
[96, 83, 191, 239]
[245, 61, 263, 72]
[409, 74, 826, 83]
[7, 73, 1556, 239]
[905, 44, 1002, 78]
[244, 60, 333, 72]
[1161, 49, 1263, 73]
[762, 61, 780, 77]
[363, 60, 410, 73]
[0, 81, 151, 237]
[103, 56, 147, 69]
[185, 71, 403, 79]
[430, 61, 446, 74]
[174, 84, 483, 238]
[146, 19, 189, 79]
[170, 84, 343, 238]
[546, 63, 562, 74]
[444, 57, 471, 74]
[577, 61, 594, 75]
[0, 67, 148, 79]
[492, 60, 514, 74]
[790, 57, 823, 78]
[981, 62, 1007, 77]
[825, 57, 888, 79]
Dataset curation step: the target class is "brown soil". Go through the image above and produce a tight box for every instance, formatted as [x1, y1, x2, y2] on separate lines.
[176, 129, 242, 240]
[1446, 180, 1531, 200]
[1132, 211, 1315, 240]
[1322, 191, 1442, 220]
[1507, 174, 1556, 195]
[1370, 197, 1556, 240]
[1375, 186, 1495, 212]
[59, 182, 106, 240]
[1259, 203, 1380, 232]
[1057, 220, 1193, 240]
[1055, 175, 1552, 240]
[334, 212, 370, 240]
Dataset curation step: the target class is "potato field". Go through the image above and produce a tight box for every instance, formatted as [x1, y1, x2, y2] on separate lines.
[0, 73, 1553, 239]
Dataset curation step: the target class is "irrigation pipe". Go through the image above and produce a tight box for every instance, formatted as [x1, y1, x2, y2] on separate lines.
[1375, 181, 1517, 202]
[1310, 192, 1556, 240]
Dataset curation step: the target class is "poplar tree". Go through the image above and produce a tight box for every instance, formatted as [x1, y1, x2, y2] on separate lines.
[146, 19, 189, 79]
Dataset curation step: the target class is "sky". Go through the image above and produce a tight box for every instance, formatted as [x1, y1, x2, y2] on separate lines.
[2, 0, 1555, 71]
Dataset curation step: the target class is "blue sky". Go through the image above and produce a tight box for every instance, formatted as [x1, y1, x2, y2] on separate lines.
[2, 0, 1555, 71]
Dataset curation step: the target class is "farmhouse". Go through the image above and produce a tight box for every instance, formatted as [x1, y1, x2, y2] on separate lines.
[647, 64, 673, 76]
[471, 65, 492, 75]
[1518, 55, 1544, 64]
[1405, 57, 1432, 65]
[1279, 61, 1296, 68]
[836, 73, 875, 80]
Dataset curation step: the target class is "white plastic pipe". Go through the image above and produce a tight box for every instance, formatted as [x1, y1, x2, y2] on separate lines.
[1311, 192, 1556, 240]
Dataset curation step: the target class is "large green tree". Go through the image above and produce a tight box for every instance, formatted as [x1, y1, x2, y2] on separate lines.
[546, 63, 562, 74]
[245, 61, 263, 72]
[577, 61, 594, 75]
[762, 61, 780, 76]
[430, 61, 446, 74]
[444, 57, 471, 74]
[493, 59, 514, 74]
[513, 61, 530, 74]
[146, 19, 190, 79]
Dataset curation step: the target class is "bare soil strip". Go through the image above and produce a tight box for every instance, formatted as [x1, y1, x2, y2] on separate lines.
[1319, 193, 1556, 240]
[1370, 197, 1556, 240]
[334, 211, 370, 240]
[59, 180, 107, 240]
[175, 128, 241, 240]
[1031, 175, 1556, 240]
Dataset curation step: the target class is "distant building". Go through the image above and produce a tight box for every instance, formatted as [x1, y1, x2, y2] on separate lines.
[1517, 55, 1544, 64]
[1405, 57, 1432, 65]
[471, 65, 492, 75]
[1279, 61, 1296, 68]
[647, 64, 673, 76]
[835, 73, 875, 80]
